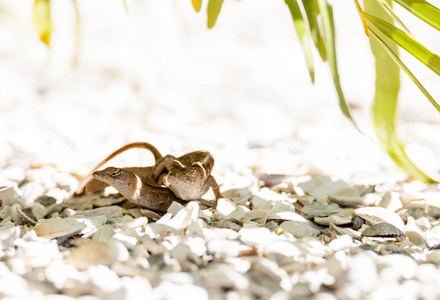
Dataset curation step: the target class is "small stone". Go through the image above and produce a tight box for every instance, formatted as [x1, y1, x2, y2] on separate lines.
[239, 227, 280, 247]
[298, 176, 350, 202]
[35, 195, 57, 206]
[328, 185, 376, 207]
[14, 236, 62, 268]
[33, 217, 87, 240]
[31, 202, 48, 219]
[301, 203, 342, 218]
[280, 221, 319, 238]
[18, 207, 38, 225]
[66, 240, 129, 270]
[310, 293, 337, 300]
[221, 188, 253, 205]
[94, 195, 126, 207]
[207, 238, 240, 258]
[93, 225, 116, 242]
[63, 206, 123, 219]
[9, 204, 24, 224]
[378, 191, 403, 212]
[251, 195, 274, 211]
[0, 186, 25, 207]
[346, 252, 378, 292]
[167, 201, 185, 216]
[258, 173, 291, 188]
[242, 210, 267, 225]
[329, 223, 362, 240]
[214, 198, 238, 218]
[52, 172, 78, 192]
[0, 225, 20, 250]
[294, 195, 315, 205]
[154, 281, 208, 300]
[352, 216, 365, 230]
[204, 264, 249, 290]
[45, 261, 81, 289]
[211, 220, 241, 231]
[157, 202, 199, 230]
[354, 207, 405, 231]
[19, 182, 45, 206]
[263, 240, 306, 258]
[0, 205, 11, 220]
[314, 208, 353, 226]
[25, 167, 57, 190]
[328, 235, 354, 251]
[249, 257, 292, 293]
[139, 208, 162, 220]
[376, 254, 418, 280]
[0, 166, 25, 182]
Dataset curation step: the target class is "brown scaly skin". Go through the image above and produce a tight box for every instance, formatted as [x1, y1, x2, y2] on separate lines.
[75, 142, 162, 195]
[154, 151, 223, 204]
[76, 142, 223, 205]
[92, 167, 183, 212]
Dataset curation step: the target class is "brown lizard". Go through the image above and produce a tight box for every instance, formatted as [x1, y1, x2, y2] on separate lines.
[92, 167, 183, 212]
[75, 142, 162, 195]
[75, 142, 223, 204]
[154, 151, 223, 205]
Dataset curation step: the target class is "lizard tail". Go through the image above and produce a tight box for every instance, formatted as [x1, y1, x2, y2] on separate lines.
[74, 142, 163, 195]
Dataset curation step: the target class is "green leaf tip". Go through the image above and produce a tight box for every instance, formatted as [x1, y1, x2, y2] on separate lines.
[33, 0, 52, 46]
[207, 0, 223, 29]
[285, 0, 315, 83]
[366, 0, 437, 183]
[394, 0, 440, 31]
[365, 12, 440, 76]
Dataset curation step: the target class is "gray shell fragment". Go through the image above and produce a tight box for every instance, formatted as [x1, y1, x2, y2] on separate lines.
[361, 223, 404, 238]
[352, 216, 365, 230]
[301, 203, 342, 218]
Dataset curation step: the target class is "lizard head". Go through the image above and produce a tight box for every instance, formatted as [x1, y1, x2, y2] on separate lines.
[92, 167, 137, 188]
[166, 161, 206, 189]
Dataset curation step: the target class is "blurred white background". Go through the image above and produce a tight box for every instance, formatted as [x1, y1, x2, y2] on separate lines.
[0, 0, 439, 184]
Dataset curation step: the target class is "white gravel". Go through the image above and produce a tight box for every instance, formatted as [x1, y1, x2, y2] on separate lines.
[1, 1, 440, 299]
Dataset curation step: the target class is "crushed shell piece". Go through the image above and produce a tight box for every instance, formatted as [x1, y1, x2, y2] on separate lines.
[18, 207, 38, 225]
[0, 186, 25, 207]
[301, 203, 342, 218]
[352, 216, 365, 230]
[354, 207, 405, 232]
[361, 223, 404, 238]
[34, 217, 87, 239]
[328, 185, 376, 208]
[66, 240, 129, 270]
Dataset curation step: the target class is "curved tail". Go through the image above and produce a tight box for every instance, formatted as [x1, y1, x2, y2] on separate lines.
[74, 142, 163, 195]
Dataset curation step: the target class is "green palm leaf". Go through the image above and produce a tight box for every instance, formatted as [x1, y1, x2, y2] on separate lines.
[365, 0, 436, 183]
[393, 0, 440, 31]
[285, 0, 315, 83]
[317, 0, 357, 126]
[369, 30, 440, 112]
[364, 12, 440, 76]
[301, 0, 327, 61]
[207, 0, 223, 28]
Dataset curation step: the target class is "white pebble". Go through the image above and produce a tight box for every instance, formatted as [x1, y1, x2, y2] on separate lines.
[0, 186, 25, 207]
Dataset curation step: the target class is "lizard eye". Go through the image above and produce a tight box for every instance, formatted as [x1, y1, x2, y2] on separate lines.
[111, 168, 122, 177]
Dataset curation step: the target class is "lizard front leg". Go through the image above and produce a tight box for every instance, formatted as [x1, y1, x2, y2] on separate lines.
[206, 175, 223, 205]
[153, 155, 177, 179]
